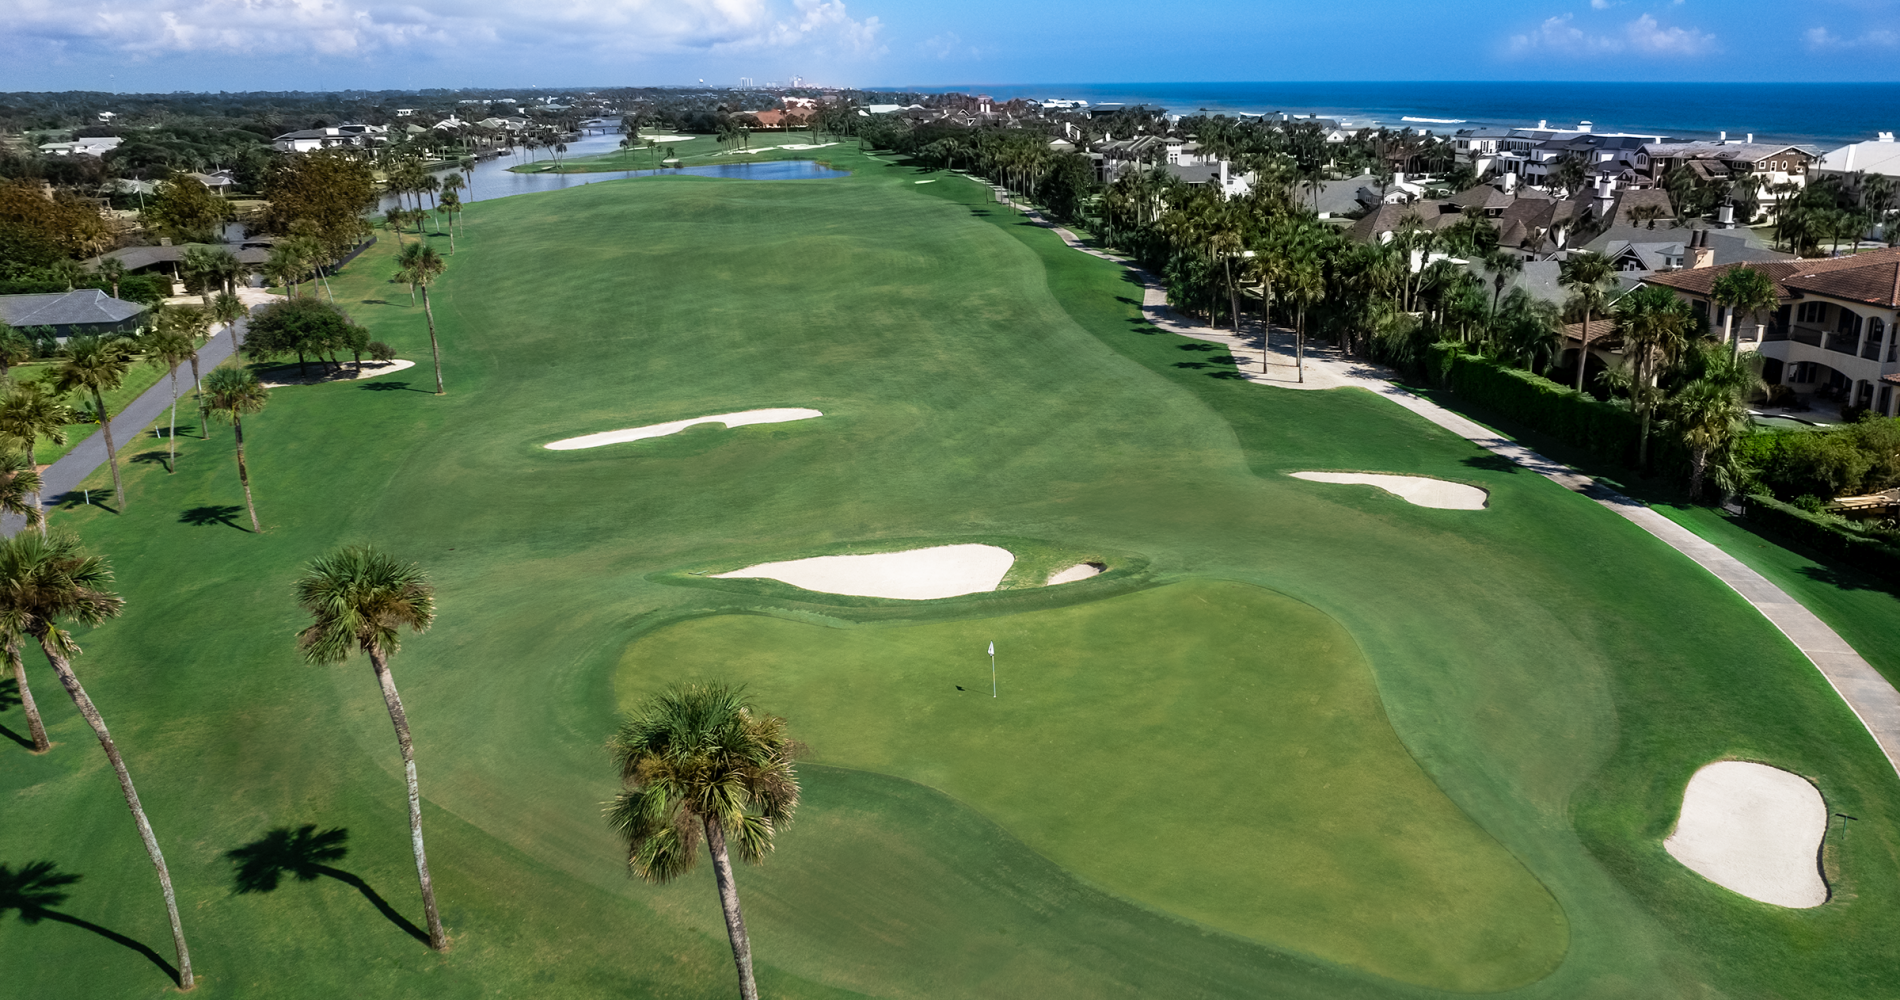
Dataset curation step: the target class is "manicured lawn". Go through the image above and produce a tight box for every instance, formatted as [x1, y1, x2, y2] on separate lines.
[11, 355, 176, 467]
[4, 148, 1900, 1000]
[531, 131, 848, 173]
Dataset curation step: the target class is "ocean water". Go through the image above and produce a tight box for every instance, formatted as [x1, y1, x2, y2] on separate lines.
[951, 81, 1900, 148]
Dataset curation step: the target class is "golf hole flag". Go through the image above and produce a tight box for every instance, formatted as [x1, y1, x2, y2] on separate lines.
[989, 641, 996, 698]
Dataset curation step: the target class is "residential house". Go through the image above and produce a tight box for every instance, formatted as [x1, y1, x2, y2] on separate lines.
[1813, 132, 1900, 199]
[38, 136, 122, 157]
[0, 289, 145, 339]
[1451, 127, 1516, 175]
[1163, 160, 1253, 200]
[1645, 246, 1900, 416]
[1641, 137, 1817, 224]
[272, 124, 389, 153]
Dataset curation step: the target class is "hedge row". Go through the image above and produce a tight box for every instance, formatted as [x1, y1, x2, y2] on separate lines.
[1427, 344, 1644, 465]
[1742, 493, 1900, 584]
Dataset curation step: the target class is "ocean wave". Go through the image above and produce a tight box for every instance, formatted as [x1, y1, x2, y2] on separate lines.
[1401, 116, 1466, 124]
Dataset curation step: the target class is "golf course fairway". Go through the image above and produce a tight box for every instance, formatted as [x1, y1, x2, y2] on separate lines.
[620, 580, 1568, 990]
[4, 146, 1900, 1000]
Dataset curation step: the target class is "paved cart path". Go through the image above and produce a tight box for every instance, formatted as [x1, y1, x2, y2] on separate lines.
[992, 185, 1900, 781]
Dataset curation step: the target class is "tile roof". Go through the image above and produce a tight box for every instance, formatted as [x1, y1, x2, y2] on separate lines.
[1783, 260, 1900, 308]
[0, 289, 145, 328]
[1646, 246, 1900, 299]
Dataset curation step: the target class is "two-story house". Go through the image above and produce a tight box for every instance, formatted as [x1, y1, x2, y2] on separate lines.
[1645, 247, 1900, 417]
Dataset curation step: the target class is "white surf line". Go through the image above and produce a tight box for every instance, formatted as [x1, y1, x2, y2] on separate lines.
[545, 408, 822, 450]
[995, 190, 1900, 783]
[1289, 472, 1487, 510]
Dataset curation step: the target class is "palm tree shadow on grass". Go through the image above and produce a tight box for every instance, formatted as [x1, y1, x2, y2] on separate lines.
[225, 825, 430, 945]
[0, 861, 182, 985]
[0, 677, 34, 750]
[179, 505, 247, 530]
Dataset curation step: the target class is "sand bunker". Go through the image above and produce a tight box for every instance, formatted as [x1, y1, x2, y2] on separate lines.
[712, 544, 1014, 600]
[1665, 761, 1828, 908]
[914, 179, 938, 184]
[545, 408, 822, 451]
[644, 135, 696, 143]
[1290, 472, 1487, 510]
[259, 358, 414, 388]
[1046, 562, 1103, 586]
[777, 143, 838, 150]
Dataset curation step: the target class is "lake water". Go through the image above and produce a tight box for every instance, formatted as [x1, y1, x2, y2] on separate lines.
[379, 125, 844, 211]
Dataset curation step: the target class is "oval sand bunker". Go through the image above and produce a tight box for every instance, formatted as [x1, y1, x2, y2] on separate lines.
[1665, 761, 1828, 907]
[712, 544, 1014, 600]
[1291, 472, 1487, 510]
[546, 408, 822, 450]
[1046, 562, 1103, 586]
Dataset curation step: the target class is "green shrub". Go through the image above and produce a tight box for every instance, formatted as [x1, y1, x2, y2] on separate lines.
[1743, 493, 1900, 583]
[1438, 350, 1644, 464]
[1736, 419, 1900, 501]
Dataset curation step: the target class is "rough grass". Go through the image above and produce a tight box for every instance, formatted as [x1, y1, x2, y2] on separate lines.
[4, 147, 1900, 1000]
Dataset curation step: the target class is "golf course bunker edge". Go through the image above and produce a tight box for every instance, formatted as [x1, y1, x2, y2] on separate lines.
[545, 408, 822, 450]
[1290, 472, 1488, 510]
[1665, 760, 1829, 908]
[712, 544, 1015, 599]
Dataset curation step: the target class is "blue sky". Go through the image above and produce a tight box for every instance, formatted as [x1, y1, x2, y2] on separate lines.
[3, 0, 1896, 93]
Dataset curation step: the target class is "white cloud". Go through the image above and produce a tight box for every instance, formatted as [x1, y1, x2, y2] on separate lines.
[922, 31, 981, 60]
[1589, 0, 1618, 9]
[2, 0, 883, 63]
[1508, 11, 1716, 57]
[1624, 13, 1716, 54]
[1805, 25, 1900, 49]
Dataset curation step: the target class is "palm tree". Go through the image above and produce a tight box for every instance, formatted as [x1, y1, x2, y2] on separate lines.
[211, 290, 246, 352]
[0, 321, 32, 380]
[0, 532, 194, 988]
[201, 368, 269, 533]
[1670, 345, 1764, 499]
[51, 336, 137, 510]
[145, 325, 197, 473]
[395, 242, 448, 395]
[1612, 284, 1693, 467]
[93, 257, 126, 300]
[384, 209, 409, 247]
[1710, 265, 1779, 358]
[608, 684, 799, 1000]
[1484, 248, 1522, 313]
[0, 382, 73, 527]
[1558, 251, 1615, 392]
[294, 545, 448, 952]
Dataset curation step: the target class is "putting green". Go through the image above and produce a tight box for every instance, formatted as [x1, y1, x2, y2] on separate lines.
[619, 580, 1567, 991]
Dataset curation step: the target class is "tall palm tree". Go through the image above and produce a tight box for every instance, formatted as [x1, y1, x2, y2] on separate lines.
[0, 532, 193, 988]
[1710, 265, 1779, 358]
[201, 368, 269, 533]
[145, 325, 197, 473]
[294, 545, 448, 952]
[1484, 247, 1522, 313]
[0, 381, 73, 529]
[1670, 345, 1763, 498]
[0, 321, 32, 379]
[211, 289, 246, 352]
[93, 257, 126, 300]
[1558, 251, 1615, 392]
[396, 242, 448, 395]
[1612, 285, 1693, 467]
[0, 452, 46, 750]
[608, 684, 799, 1000]
[51, 337, 137, 510]
[384, 209, 409, 247]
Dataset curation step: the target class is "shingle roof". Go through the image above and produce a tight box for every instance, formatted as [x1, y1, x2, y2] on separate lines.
[0, 289, 145, 328]
[88, 243, 273, 271]
[1783, 260, 1900, 308]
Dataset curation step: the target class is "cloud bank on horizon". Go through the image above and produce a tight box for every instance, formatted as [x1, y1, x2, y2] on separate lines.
[1, 0, 1894, 91]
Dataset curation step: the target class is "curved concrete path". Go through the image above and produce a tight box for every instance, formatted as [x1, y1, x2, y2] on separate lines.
[996, 186, 1900, 781]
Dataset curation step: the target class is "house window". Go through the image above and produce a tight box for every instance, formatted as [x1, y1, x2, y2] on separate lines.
[1865, 316, 1887, 359]
[1797, 301, 1826, 324]
[1837, 307, 1861, 340]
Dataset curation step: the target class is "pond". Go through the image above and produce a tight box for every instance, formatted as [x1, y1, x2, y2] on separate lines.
[377, 124, 844, 212]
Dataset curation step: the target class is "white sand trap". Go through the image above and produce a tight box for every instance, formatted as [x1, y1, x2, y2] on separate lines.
[777, 143, 838, 150]
[713, 544, 1014, 600]
[1290, 472, 1488, 510]
[914, 179, 938, 184]
[644, 135, 696, 143]
[259, 358, 415, 388]
[1665, 761, 1828, 908]
[545, 408, 822, 451]
[1046, 562, 1103, 586]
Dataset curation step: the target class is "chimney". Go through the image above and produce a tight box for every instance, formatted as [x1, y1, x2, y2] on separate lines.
[1719, 131, 1727, 141]
[1594, 176, 1616, 219]
[1538, 119, 1547, 129]
[1578, 120, 1593, 133]
[1393, 171, 1405, 187]
[1746, 133, 1753, 144]
[1690, 229, 1715, 269]
[1219, 159, 1229, 191]
[1719, 204, 1735, 229]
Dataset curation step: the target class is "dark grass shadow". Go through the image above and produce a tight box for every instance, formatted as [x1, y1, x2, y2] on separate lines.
[360, 381, 430, 393]
[226, 826, 430, 945]
[1462, 454, 1522, 474]
[0, 679, 31, 750]
[1797, 559, 1900, 598]
[50, 492, 116, 515]
[360, 298, 392, 305]
[0, 861, 182, 985]
[129, 451, 171, 472]
[1178, 343, 1219, 352]
[179, 505, 245, 530]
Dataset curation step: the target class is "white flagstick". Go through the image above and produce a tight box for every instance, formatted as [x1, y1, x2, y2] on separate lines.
[989, 641, 996, 698]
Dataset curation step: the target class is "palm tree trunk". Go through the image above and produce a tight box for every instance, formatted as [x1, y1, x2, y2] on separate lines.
[91, 388, 124, 509]
[366, 644, 448, 952]
[1574, 308, 1592, 392]
[8, 637, 49, 752]
[37, 634, 193, 989]
[167, 368, 179, 473]
[703, 817, 759, 1000]
[231, 412, 260, 533]
[422, 286, 444, 395]
[190, 354, 208, 440]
